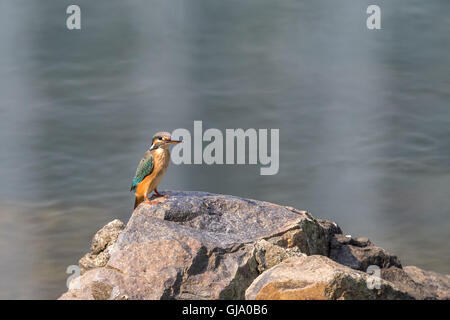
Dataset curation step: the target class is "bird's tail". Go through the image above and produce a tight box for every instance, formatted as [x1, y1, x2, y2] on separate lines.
[134, 195, 144, 209]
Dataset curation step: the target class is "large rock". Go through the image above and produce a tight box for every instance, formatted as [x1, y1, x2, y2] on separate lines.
[245, 255, 413, 300]
[60, 191, 340, 300]
[59, 191, 450, 300]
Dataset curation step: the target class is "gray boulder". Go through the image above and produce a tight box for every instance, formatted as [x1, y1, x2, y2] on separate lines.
[60, 191, 339, 300]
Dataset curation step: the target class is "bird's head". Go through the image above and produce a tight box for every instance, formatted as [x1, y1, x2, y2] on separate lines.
[149, 131, 182, 151]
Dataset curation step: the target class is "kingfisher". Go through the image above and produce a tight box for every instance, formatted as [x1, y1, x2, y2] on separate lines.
[130, 132, 181, 209]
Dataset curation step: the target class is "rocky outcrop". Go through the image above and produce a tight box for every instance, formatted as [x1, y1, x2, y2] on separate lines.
[59, 191, 450, 300]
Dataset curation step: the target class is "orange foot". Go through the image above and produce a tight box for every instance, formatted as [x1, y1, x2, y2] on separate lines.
[143, 200, 160, 205]
[154, 189, 169, 198]
[143, 195, 160, 205]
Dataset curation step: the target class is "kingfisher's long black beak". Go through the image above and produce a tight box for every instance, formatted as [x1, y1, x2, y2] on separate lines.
[167, 139, 182, 144]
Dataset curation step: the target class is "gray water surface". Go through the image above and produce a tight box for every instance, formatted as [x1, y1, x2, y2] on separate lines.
[0, 0, 449, 299]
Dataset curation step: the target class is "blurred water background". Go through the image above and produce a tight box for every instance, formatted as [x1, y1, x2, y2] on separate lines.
[0, 0, 449, 299]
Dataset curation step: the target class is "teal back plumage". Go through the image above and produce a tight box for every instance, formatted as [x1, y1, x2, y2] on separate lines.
[130, 152, 154, 191]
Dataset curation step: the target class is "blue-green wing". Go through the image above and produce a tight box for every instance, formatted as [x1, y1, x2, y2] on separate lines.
[130, 153, 154, 191]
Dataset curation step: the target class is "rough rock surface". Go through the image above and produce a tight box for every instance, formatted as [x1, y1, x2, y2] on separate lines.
[329, 234, 402, 271]
[78, 219, 124, 274]
[245, 255, 412, 300]
[381, 266, 450, 300]
[59, 191, 450, 300]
